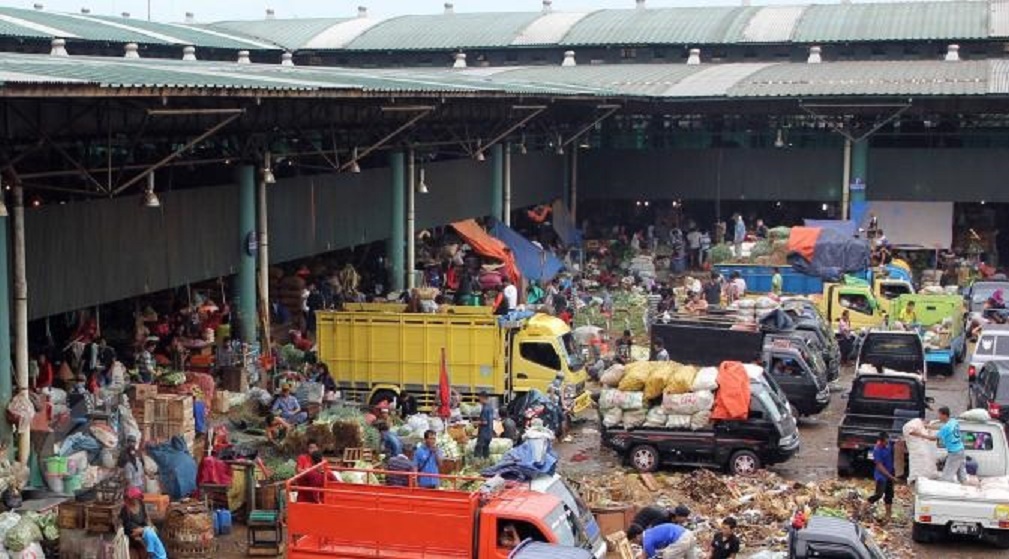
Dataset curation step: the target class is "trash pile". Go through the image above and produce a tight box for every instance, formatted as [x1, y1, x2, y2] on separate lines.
[575, 469, 916, 558]
[598, 362, 729, 431]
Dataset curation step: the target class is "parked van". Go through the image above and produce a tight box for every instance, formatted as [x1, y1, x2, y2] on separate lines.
[969, 325, 1009, 382]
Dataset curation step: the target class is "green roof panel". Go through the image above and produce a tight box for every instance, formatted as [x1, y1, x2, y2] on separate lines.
[0, 8, 170, 44]
[493, 64, 700, 96]
[345, 12, 542, 50]
[83, 16, 279, 49]
[560, 7, 758, 46]
[209, 18, 350, 51]
[792, 1, 988, 43]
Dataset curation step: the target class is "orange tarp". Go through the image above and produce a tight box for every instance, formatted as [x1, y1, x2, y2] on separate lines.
[450, 219, 521, 282]
[786, 227, 822, 263]
[711, 361, 751, 421]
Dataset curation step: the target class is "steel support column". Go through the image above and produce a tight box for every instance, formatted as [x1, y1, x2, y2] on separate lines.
[257, 154, 271, 358]
[0, 203, 11, 456]
[235, 165, 257, 343]
[407, 148, 416, 290]
[503, 143, 512, 227]
[491, 144, 504, 222]
[12, 186, 27, 464]
[850, 139, 869, 212]
[388, 151, 406, 293]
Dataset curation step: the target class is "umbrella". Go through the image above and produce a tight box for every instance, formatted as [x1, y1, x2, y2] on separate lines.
[437, 348, 451, 419]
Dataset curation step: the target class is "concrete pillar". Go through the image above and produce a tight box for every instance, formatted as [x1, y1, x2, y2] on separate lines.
[235, 165, 257, 343]
[491, 143, 504, 222]
[0, 208, 11, 453]
[12, 186, 26, 464]
[257, 154, 271, 359]
[406, 148, 416, 289]
[388, 151, 406, 293]
[850, 139, 869, 208]
[570, 146, 579, 223]
[503, 143, 512, 226]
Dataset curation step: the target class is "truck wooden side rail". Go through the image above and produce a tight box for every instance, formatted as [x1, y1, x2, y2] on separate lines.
[285, 463, 584, 559]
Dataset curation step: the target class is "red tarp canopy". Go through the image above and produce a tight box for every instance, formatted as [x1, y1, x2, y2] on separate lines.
[786, 226, 822, 263]
[451, 219, 521, 282]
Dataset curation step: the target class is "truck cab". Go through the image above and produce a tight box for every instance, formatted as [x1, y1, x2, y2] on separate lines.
[789, 516, 887, 559]
[763, 335, 831, 416]
[510, 314, 587, 404]
[836, 372, 930, 476]
[819, 283, 886, 332]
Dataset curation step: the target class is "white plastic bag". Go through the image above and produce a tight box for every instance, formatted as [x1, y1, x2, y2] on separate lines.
[690, 410, 711, 430]
[903, 418, 938, 482]
[691, 367, 719, 392]
[959, 409, 992, 423]
[644, 407, 667, 428]
[602, 408, 623, 428]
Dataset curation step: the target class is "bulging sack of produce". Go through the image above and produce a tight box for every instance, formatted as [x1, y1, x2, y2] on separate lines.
[664, 365, 699, 395]
[690, 410, 711, 430]
[600, 364, 626, 388]
[644, 407, 667, 428]
[662, 391, 714, 415]
[618, 362, 652, 391]
[959, 408, 992, 422]
[692, 367, 719, 392]
[903, 418, 938, 482]
[622, 409, 647, 429]
[737, 299, 756, 310]
[620, 391, 645, 411]
[645, 368, 674, 401]
[665, 414, 691, 429]
[599, 388, 622, 411]
[602, 408, 623, 428]
[489, 438, 514, 454]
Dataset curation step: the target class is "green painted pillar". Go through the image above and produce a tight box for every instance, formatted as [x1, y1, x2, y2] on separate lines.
[388, 151, 406, 293]
[491, 144, 504, 222]
[0, 214, 10, 453]
[850, 139, 869, 206]
[235, 165, 257, 343]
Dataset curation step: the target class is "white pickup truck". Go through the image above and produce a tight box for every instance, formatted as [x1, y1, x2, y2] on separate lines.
[911, 417, 1009, 549]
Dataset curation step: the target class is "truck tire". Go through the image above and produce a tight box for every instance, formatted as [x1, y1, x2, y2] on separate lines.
[837, 451, 854, 477]
[369, 389, 400, 408]
[989, 531, 1009, 549]
[629, 445, 660, 473]
[912, 522, 936, 544]
[728, 450, 761, 476]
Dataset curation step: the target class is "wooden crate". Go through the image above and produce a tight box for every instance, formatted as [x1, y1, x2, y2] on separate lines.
[152, 394, 194, 422]
[127, 384, 158, 403]
[83, 503, 121, 534]
[58, 501, 83, 529]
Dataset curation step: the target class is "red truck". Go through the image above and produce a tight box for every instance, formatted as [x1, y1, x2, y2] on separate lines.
[286, 464, 591, 559]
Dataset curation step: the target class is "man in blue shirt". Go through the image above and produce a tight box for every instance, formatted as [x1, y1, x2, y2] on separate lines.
[413, 429, 442, 489]
[627, 522, 696, 559]
[376, 421, 403, 458]
[867, 432, 896, 524]
[475, 390, 495, 459]
[915, 406, 967, 484]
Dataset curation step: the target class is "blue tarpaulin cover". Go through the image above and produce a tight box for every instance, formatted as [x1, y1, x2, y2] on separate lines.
[481, 440, 558, 481]
[147, 436, 197, 501]
[490, 220, 564, 283]
[788, 227, 871, 282]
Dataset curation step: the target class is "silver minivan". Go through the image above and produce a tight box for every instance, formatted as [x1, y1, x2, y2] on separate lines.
[968, 324, 1009, 382]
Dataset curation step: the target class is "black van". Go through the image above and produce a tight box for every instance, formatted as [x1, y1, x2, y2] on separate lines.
[601, 367, 800, 475]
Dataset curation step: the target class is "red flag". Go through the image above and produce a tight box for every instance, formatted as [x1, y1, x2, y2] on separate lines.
[437, 348, 451, 419]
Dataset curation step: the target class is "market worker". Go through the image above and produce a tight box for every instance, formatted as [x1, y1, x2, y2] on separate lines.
[475, 390, 495, 459]
[136, 339, 157, 383]
[376, 421, 403, 458]
[629, 505, 674, 531]
[296, 448, 325, 504]
[119, 436, 145, 492]
[898, 301, 918, 327]
[399, 389, 418, 418]
[866, 431, 897, 524]
[628, 521, 697, 559]
[653, 340, 670, 362]
[671, 505, 692, 526]
[770, 267, 783, 297]
[122, 487, 168, 559]
[912, 406, 967, 484]
[709, 517, 740, 559]
[272, 384, 308, 425]
[616, 330, 634, 364]
[296, 439, 320, 474]
[414, 429, 443, 489]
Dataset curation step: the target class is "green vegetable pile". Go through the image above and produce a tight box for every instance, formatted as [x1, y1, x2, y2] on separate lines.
[709, 244, 734, 264]
[158, 371, 186, 386]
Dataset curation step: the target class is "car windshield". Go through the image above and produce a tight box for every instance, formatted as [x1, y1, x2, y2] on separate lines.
[862, 527, 889, 559]
[560, 334, 584, 371]
[545, 504, 581, 548]
[972, 284, 1008, 305]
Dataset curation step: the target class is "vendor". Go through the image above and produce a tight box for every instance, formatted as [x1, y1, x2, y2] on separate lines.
[398, 389, 418, 417]
[616, 330, 633, 364]
[295, 449, 325, 504]
[376, 421, 403, 458]
[630, 505, 674, 531]
[898, 301, 918, 327]
[121, 487, 167, 559]
[119, 437, 146, 493]
[413, 429, 443, 489]
[296, 440, 320, 474]
[272, 385, 308, 425]
[265, 412, 290, 444]
[136, 340, 158, 384]
[475, 390, 494, 459]
[627, 521, 695, 559]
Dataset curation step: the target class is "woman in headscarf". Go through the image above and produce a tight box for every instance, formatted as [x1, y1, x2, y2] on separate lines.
[121, 487, 167, 559]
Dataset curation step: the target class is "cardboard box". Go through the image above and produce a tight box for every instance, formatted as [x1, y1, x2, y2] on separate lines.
[127, 384, 158, 403]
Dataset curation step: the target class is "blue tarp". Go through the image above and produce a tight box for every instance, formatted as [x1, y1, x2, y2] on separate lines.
[489, 220, 564, 283]
[803, 219, 858, 238]
[481, 440, 558, 481]
[788, 228, 871, 282]
[147, 436, 197, 501]
[551, 201, 581, 246]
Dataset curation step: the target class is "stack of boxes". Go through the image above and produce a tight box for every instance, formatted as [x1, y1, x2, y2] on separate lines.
[131, 387, 196, 451]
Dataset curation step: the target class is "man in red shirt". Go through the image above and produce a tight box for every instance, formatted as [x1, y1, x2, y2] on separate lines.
[296, 440, 319, 473]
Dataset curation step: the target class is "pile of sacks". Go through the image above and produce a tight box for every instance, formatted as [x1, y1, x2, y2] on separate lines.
[598, 362, 718, 431]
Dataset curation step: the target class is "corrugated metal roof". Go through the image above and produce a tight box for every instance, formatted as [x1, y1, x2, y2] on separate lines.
[729, 59, 988, 97]
[345, 12, 542, 51]
[990, 0, 1009, 37]
[739, 6, 808, 43]
[209, 18, 351, 52]
[792, 1, 988, 43]
[303, 17, 386, 49]
[492, 64, 700, 96]
[663, 63, 774, 96]
[511, 11, 595, 46]
[0, 8, 170, 44]
[986, 58, 1009, 92]
[559, 7, 757, 46]
[0, 12, 74, 38]
[81, 17, 278, 50]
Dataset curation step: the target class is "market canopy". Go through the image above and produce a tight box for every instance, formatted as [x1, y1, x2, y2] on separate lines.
[489, 220, 565, 283]
[450, 219, 520, 282]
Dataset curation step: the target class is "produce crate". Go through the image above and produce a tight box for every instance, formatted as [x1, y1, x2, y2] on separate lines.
[95, 473, 125, 504]
[58, 501, 84, 529]
[83, 502, 121, 533]
[152, 394, 194, 422]
[127, 383, 158, 403]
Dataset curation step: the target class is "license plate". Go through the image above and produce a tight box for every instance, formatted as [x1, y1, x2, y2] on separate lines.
[950, 522, 980, 536]
[867, 450, 874, 460]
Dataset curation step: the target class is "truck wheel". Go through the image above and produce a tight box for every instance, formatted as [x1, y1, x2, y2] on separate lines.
[989, 531, 1009, 549]
[912, 522, 936, 544]
[728, 450, 761, 476]
[837, 451, 853, 477]
[630, 445, 659, 473]
[369, 389, 400, 408]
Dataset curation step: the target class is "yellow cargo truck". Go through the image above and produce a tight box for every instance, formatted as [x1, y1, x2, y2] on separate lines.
[316, 304, 588, 410]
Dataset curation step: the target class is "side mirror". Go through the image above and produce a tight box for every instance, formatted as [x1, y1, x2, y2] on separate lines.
[925, 396, 935, 405]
